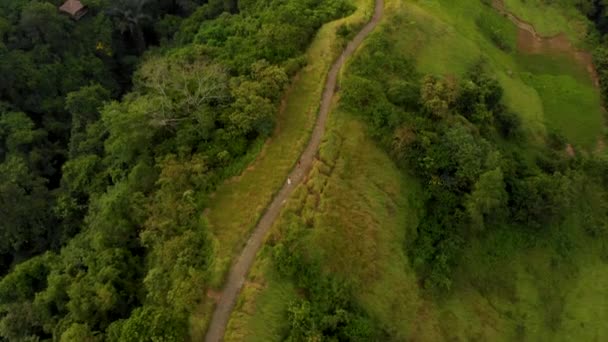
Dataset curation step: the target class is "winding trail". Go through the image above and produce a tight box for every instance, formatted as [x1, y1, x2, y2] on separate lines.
[203, 1, 384, 341]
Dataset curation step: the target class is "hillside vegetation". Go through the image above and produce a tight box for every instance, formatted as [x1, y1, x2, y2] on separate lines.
[225, 0, 608, 340]
[3, 0, 608, 340]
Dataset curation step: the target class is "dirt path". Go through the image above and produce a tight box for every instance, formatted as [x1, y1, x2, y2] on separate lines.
[203, 1, 384, 341]
[492, 0, 599, 87]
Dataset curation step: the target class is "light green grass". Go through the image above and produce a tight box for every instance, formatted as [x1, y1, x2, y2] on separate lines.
[521, 72, 602, 148]
[224, 255, 297, 342]
[514, 51, 603, 148]
[503, 0, 589, 43]
[560, 261, 608, 340]
[188, 0, 375, 338]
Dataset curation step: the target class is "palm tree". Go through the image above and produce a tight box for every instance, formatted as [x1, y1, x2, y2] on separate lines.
[106, 0, 152, 55]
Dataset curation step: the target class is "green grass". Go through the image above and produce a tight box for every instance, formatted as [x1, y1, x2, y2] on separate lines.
[513, 52, 602, 148]
[516, 52, 592, 84]
[224, 255, 297, 342]
[440, 201, 608, 341]
[306, 116, 423, 340]
[503, 0, 589, 43]
[188, 0, 375, 338]
[521, 72, 602, 148]
[476, 5, 518, 52]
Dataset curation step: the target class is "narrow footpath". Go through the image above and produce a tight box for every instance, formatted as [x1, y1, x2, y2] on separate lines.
[203, 0, 385, 340]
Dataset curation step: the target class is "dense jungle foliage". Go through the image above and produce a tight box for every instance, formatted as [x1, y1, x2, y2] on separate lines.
[0, 0, 354, 340]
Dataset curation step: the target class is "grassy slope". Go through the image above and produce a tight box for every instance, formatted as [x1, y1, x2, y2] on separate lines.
[405, 0, 603, 149]
[503, 0, 588, 43]
[225, 108, 424, 340]
[404, 1, 546, 139]
[190, 0, 375, 338]
[224, 0, 608, 341]
[303, 115, 422, 340]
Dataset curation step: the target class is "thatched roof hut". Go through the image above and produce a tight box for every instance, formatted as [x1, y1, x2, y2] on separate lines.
[59, 0, 88, 20]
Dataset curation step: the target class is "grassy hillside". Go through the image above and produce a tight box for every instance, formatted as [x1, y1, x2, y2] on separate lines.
[400, 0, 603, 149]
[224, 0, 608, 341]
[503, 0, 588, 42]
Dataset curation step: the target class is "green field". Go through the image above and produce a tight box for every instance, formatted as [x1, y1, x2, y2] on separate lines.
[223, 0, 608, 340]
[503, 0, 589, 43]
[396, 0, 603, 149]
[225, 111, 423, 341]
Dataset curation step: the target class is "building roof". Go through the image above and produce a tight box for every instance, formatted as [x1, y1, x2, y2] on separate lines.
[59, 0, 87, 18]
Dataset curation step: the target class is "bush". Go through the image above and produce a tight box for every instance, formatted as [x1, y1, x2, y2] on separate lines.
[106, 307, 187, 342]
[494, 109, 522, 139]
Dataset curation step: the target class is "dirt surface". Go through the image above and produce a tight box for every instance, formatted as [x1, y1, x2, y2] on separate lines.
[203, 1, 385, 341]
[492, 0, 599, 87]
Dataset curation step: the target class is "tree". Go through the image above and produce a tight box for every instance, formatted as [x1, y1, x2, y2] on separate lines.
[228, 84, 276, 136]
[0, 254, 53, 340]
[17, 2, 70, 51]
[0, 111, 44, 157]
[0, 156, 52, 255]
[466, 168, 508, 230]
[0, 302, 42, 341]
[341, 75, 384, 113]
[387, 79, 420, 110]
[511, 173, 572, 229]
[106, 307, 187, 342]
[107, 0, 152, 54]
[65, 84, 111, 158]
[133, 56, 229, 129]
[227, 62, 288, 136]
[494, 109, 521, 139]
[443, 125, 490, 188]
[420, 75, 457, 119]
[250, 60, 289, 102]
[60, 323, 100, 342]
[101, 97, 156, 178]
